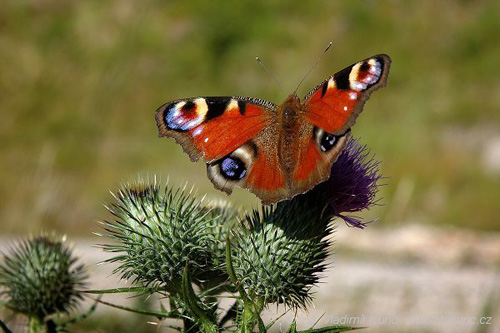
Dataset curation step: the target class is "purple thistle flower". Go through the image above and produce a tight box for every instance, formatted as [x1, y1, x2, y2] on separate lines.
[312, 137, 384, 228]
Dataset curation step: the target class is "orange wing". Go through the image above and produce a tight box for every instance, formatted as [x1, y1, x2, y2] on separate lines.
[286, 55, 391, 195]
[157, 96, 288, 202]
[304, 54, 391, 134]
[156, 97, 275, 162]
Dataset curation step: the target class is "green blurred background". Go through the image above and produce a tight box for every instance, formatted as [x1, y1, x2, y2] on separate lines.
[1, 0, 499, 236]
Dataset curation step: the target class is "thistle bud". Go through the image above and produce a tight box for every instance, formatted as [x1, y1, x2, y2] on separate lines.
[0, 235, 86, 319]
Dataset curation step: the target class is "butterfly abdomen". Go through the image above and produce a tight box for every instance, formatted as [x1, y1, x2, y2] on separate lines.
[275, 95, 302, 177]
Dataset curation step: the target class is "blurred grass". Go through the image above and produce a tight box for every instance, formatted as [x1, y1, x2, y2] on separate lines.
[1, 0, 499, 234]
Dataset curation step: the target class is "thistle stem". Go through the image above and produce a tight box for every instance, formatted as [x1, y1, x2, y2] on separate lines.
[28, 316, 44, 333]
[241, 296, 265, 333]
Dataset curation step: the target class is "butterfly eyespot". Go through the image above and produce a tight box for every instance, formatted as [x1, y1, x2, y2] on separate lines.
[220, 156, 247, 180]
[349, 59, 383, 92]
[314, 127, 343, 153]
[164, 99, 208, 131]
[206, 144, 256, 193]
[320, 133, 337, 152]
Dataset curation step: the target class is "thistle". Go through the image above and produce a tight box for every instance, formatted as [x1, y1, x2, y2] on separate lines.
[0, 235, 87, 331]
[95, 138, 382, 332]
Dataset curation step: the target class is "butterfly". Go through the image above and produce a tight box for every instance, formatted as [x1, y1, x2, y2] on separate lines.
[155, 54, 391, 204]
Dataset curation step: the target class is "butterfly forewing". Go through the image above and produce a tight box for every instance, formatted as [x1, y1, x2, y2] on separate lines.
[155, 96, 275, 161]
[304, 54, 391, 134]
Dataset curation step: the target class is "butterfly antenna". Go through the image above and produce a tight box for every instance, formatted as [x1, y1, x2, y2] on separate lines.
[293, 41, 333, 95]
[256, 56, 285, 93]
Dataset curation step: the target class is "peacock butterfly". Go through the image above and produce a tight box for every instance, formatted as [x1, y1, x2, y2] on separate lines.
[155, 54, 391, 203]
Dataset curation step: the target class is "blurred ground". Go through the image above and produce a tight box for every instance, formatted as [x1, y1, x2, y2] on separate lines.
[268, 224, 500, 333]
[3, 223, 498, 332]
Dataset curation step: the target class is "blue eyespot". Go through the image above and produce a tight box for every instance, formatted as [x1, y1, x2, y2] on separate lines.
[220, 157, 246, 180]
[164, 101, 200, 131]
[320, 133, 337, 152]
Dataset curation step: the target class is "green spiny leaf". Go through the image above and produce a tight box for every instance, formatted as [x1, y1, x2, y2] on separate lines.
[181, 264, 218, 333]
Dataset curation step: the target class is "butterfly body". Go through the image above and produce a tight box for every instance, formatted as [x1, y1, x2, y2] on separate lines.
[156, 54, 391, 203]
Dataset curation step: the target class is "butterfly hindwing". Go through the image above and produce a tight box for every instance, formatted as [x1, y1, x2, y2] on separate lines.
[206, 137, 288, 203]
[155, 97, 275, 162]
[291, 127, 350, 191]
[304, 54, 391, 134]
